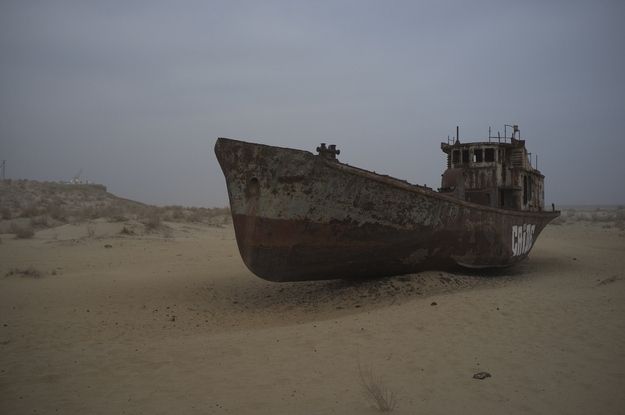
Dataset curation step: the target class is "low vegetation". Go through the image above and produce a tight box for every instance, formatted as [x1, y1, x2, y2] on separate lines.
[141, 209, 162, 231]
[10, 222, 35, 239]
[550, 207, 625, 230]
[358, 364, 397, 412]
[119, 226, 135, 235]
[0, 180, 231, 235]
[5, 266, 43, 278]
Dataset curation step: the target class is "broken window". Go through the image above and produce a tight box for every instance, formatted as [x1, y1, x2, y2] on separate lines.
[452, 150, 460, 164]
[474, 149, 483, 163]
[485, 148, 495, 162]
[462, 149, 469, 163]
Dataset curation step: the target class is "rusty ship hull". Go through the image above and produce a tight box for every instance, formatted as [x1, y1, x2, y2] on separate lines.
[215, 137, 559, 282]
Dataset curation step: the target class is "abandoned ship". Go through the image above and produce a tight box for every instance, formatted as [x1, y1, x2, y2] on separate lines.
[215, 125, 560, 282]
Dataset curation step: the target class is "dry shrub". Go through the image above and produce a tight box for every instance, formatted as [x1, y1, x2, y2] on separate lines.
[162, 226, 173, 238]
[5, 266, 42, 278]
[163, 206, 185, 221]
[107, 214, 128, 223]
[148, 205, 230, 224]
[47, 204, 67, 221]
[30, 215, 49, 228]
[358, 364, 397, 412]
[142, 209, 162, 230]
[86, 224, 96, 238]
[10, 222, 35, 239]
[188, 209, 206, 223]
[208, 207, 230, 217]
[74, 206, 97, 221]
[20, 204, 41, 218]
[98, 204, 125, 222]
[119, 226, 135, 235]
[171, 207, 185, 220]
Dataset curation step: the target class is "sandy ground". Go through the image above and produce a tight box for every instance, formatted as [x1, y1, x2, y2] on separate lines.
[1, 220, 624, 414]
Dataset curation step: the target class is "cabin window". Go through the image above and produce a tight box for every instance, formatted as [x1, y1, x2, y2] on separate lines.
[474, 149, 483, 163]
[523, 175, 528, 205]
[485, 148, 495, 162]
[452, 150, 460, 164]
[462, 149, 469, 163]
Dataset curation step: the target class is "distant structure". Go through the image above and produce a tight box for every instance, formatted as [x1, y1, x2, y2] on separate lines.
[71, 169, 83, 184]
[66, 168, 92, 185]
[1, 160, 5, 180]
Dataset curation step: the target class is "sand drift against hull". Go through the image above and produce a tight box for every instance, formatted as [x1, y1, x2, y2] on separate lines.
[215, 127, 560, 282]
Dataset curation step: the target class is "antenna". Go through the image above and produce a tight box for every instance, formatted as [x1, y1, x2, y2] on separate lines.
[504, 124, 520, 140]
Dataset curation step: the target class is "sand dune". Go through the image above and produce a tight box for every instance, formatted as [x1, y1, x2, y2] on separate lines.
[1, 212, 624, 414]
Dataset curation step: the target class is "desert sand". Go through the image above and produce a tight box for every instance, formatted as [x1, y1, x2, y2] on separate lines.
[1, 209, 624, 414]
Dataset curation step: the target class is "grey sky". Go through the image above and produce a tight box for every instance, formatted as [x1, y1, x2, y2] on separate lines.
[1, 0, 624, 206]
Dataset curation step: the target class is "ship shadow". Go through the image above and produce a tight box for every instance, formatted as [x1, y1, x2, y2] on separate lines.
[199, 266, 510, 329]
[454, 251, 575, 277]
[195, 253, 571, 330]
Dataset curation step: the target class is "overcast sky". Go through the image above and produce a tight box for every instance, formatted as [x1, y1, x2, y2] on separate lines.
[1, 0, 624, 207]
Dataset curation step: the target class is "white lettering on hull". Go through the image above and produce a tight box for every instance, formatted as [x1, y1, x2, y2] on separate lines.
[511, 224, 536, 256]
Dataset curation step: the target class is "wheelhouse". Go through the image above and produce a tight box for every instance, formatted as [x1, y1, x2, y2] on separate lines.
[439, 125, 545, 212]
